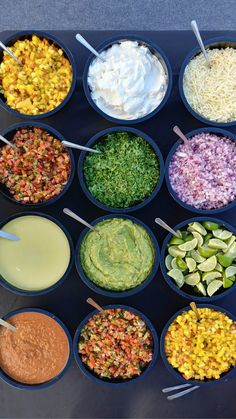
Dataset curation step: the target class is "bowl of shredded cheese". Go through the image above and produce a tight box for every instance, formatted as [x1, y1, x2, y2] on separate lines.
[0, 31, 76, 119]
[179, 37, 236, 126]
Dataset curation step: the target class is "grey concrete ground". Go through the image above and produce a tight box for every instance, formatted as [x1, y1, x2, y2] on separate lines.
[0, 0, 236, 30]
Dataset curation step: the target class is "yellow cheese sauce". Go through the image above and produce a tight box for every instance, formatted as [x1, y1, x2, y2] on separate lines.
[0, 215, 71, 291]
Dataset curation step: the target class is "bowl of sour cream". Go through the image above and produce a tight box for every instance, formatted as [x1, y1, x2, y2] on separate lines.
[83, 34, 173, 124]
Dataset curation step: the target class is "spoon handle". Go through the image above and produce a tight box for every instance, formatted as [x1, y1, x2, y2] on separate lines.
[155, 218, 181, 238]
[75, 34, 104, 62]
[173, 126, 188, 145]
[62, 140, 100, 153]
[167, 385, 199, 400]
[162, 383, 191, 393]
[191, 21, 211, 67]
[87, 298, 103, 312]
[190, 302, 201, 322]
[63, 208, 97, 233]
[0, 318, 16, 332]
[0, 134, 18, 151]
[0, 231, 20, 241]
[0, 41, 22, 66]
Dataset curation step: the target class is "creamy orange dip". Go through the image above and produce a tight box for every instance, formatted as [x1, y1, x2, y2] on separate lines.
[0, 311, 70, 385]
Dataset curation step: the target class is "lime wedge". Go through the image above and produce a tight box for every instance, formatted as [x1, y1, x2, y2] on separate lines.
[217, 255, 233, 268]
[171, 258, 178, 270]
[184, 272, 201, 286]
[188, 222, 207, 236]
[215, 263, 223, 272]
[225, 242, 236, 258]
[207, 279, 223, 296]
[202, 221, 220, 231]
[165, 254, 173, 271]
[198, 246, 218, 258]
[176, 257, 187, 270]
[213, 229, 233, 241]
[192, 231, 204, 246]
[167, 269, 184, 287]
[198, 255, 217, 272]
[168, 246, 186, 258]
[206, 276, 221, 286]
[195, 282, 207, 296]
[202, 271, 222, 281]
[184, 234, 194, 242]
[204, 233, 213, 243]
[227, 275, 236, 282]
[225, 266, 236, 278]
[179, 238, 198, 251]
[208, 239, 228, 250]
[223, 236, 236, 253]
[169, 236, 184, 245]
[190, 250, 206, 263]
[185, 257, 196, 272]
[223, 276, 233, 288]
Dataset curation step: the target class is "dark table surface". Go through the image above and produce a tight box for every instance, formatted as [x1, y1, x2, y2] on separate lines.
[0, 30, 236, 419]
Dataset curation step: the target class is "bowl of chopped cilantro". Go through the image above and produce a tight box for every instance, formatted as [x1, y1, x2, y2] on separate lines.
[73, 305, 158, 385]
[78, 127, 164, 212]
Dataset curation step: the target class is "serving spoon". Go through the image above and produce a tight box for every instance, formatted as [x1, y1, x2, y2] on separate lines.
[173, 126, 188, 146]
[75, 33, 105, 62]
[63, 208, 100, 235]
[62, 140, 100, 154]
[0, 318, 16, 332]
[0, 231, 20, 241]
[155, 218, 182, 238]
[0, 134, 20, 152]
[191, 20, 211, 68]
[87, 297, 103, 312]
[0, 40, 23, 66]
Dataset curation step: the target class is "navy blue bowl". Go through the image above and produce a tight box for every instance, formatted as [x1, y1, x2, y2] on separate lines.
[73, 304, 158, 386]
[160, 304, 236, 386]
[0, 307, 72, 390]
[75, 213, 160, 298]
[179, 37, 236, 127]
[0, 211, 74, 296]
[78, 126, 165, 213]
[160, 216, 236, 302]
[0, 31, 76, 119]
[165, 127, 236, 214]
[0, 121, 75, 208]
[83, 34, 173, 125]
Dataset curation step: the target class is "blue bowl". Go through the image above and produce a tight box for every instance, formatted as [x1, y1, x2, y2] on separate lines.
[0, 31, 76, 119]
[75, 213, 160, 298]
[83, 34, 173, 125]
[78, 126, 165, 213]
[0, 307, 72, 390]
[160, 304, 236, 386]
[165, 127, 236, 214]
[73, 304, 158, 386]
[179, 37, 236, 127]
[0, 211, 74, 296]
[0, 121, 75, 208]
[160, 216, 236, 302]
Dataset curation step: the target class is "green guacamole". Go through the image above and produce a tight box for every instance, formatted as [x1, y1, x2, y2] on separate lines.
[83, 131, 160, 208]
[80, 218, 155, 291]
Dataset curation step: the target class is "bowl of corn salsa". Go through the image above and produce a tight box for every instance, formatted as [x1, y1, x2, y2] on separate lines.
[73, 305, 158, 385]
[0, 122, 75, 207]
[160, 217, 236, 302]
[0, 31, 76, 119]
[160, 304, 236, 386]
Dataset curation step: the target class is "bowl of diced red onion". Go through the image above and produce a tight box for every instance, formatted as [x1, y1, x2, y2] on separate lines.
[165, 127, 236, 214]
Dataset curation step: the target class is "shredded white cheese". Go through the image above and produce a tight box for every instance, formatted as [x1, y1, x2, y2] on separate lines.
[183, 47, 236, 123]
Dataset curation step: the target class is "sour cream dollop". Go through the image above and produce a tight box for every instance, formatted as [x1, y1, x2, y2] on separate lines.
[87, 41, 168, 120]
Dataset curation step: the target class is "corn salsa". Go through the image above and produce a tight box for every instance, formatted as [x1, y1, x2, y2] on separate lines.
[78, 308, 154, 380]
[0, 35, 72, 115]
[165, 308, 236, 381]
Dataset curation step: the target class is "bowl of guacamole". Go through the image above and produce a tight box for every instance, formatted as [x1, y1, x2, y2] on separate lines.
[76, 215, 160, 297]
[78, 127, 164, 213]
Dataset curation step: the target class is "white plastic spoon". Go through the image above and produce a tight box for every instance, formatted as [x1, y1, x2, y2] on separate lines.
[162, 383, 192, 393]
[63, 208, 99, 235]
[0, 40, 23, 66]
[191, 20, 211, 68]
[87, 297, 103, 312]
[0, 134, 19, 152]
[167, 385, 199, 400]
[155, 218, 182, 238]
[75, 33, 105, 62]
[0, 230, 20, 241]
[0, 318, 16, 332]
[62, 140, 100, 154]
[173, 126, 188, 146]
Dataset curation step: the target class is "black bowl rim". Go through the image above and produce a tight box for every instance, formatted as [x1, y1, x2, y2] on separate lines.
[78, 125, 165, 213]
[0, 121, 75, 208]
[83, 33, 173, 125]
[75, 213, 160, 298]
[0, 307, 73, 390]
[0, 211, 74, 296]
[0, 30, 77, 119]
[160, 303, 236, 386]
[160, 216, 236, 302]
[179, 36, 236, 127]
[165, 126, 236, 214]
[73, 304, 159, 386]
